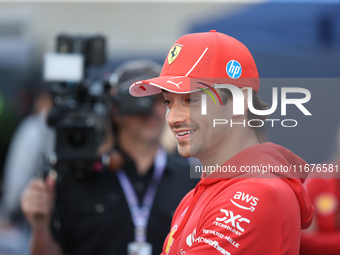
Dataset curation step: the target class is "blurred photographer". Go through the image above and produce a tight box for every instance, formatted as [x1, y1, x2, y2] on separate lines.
[21, 59, 198, 255]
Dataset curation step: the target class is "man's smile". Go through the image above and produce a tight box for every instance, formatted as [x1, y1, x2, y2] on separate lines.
[173, 129, 197, 141]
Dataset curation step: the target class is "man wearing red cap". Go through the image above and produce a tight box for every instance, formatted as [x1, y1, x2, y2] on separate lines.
[130, 31, 314, 255]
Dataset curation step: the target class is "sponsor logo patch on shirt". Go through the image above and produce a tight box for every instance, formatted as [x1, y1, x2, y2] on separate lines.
[215, 209, 250, 234]
[230, 191, 259, 212]
[165, 225, 178, 254]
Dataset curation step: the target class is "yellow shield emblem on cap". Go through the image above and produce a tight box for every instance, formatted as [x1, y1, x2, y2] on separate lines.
[168, 45, 182, 65]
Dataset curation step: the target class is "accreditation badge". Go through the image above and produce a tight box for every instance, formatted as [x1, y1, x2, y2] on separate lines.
[127, 242, 152, 255]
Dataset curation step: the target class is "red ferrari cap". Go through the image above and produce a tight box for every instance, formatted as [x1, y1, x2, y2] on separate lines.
[129, 30, 259, 97]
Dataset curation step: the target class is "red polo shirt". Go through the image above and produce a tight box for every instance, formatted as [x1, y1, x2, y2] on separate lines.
[162, 142, 313, 255]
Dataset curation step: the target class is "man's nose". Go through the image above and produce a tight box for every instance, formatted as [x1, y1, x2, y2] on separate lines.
[166, 102, 188, 127]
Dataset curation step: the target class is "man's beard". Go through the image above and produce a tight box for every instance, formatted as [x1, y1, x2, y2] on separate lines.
[177, 139, 206, 159]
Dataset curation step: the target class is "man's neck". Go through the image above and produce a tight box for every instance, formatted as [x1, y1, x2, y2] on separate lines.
[200, 128, 259, 176]
[119, 131, 159, 176]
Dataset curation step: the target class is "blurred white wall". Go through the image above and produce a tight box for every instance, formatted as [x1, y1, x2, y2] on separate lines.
[0, 2, 252, 60]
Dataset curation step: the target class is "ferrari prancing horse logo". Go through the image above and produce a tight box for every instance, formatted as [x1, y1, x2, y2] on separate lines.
[168, 45, 182, 65]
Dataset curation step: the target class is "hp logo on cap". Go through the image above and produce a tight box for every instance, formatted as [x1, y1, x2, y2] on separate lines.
[226, 60, 242, 79]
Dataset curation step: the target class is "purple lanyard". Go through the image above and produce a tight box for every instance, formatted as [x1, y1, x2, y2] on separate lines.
[116, 147, 167, 242]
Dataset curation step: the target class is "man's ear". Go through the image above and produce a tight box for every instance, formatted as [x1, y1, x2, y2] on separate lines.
[232, 87, 249, 118]
[241, 87, 249, 115]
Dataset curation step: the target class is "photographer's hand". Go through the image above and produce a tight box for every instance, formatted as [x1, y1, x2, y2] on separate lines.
[21, 171, 64, 255]
[21, 171, 56, 227]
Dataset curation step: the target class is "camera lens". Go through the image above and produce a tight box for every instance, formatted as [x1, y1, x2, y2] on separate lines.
[68, 132, 86, 148]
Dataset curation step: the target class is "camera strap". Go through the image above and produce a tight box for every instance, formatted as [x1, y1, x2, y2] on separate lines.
[116, 147, 167, 243]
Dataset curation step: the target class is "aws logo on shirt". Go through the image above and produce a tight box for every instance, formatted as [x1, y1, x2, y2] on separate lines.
[230, 191, 259, 212]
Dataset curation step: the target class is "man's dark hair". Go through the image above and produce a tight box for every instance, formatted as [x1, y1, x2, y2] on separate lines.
[220, 88, 269, 126]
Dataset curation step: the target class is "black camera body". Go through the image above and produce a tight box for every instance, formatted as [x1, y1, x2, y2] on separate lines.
[47, 96, 108, 163]
[45, 35, 111, 169]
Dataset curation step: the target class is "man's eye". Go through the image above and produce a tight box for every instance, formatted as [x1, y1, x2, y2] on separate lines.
[163, 100, 172, 106]
[186, 98, 198, 103]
